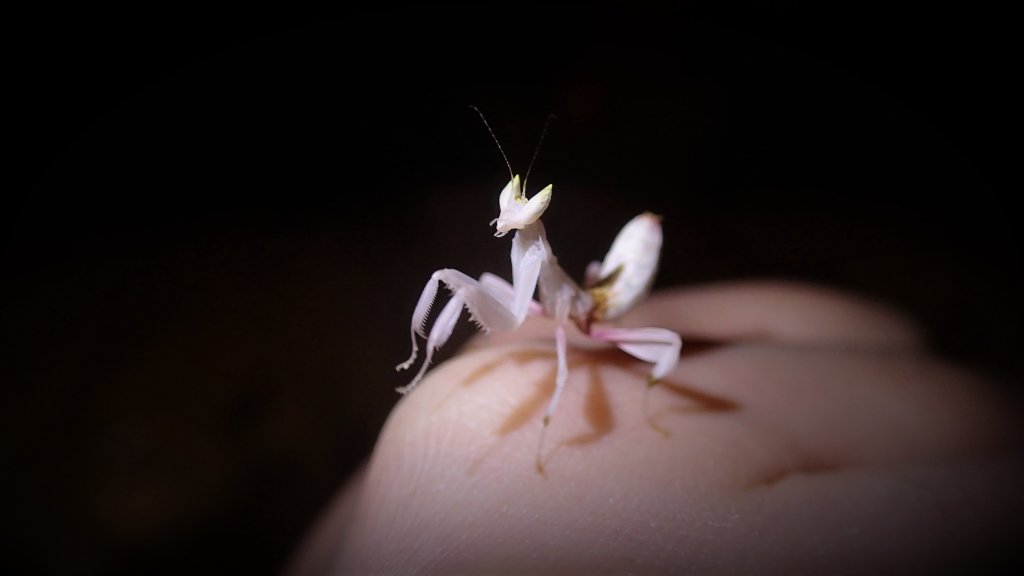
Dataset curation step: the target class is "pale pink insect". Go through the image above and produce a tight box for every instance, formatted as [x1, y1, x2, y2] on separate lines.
[397, 110, 682, 472]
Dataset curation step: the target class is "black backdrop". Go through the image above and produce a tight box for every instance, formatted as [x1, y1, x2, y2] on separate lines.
[6, 8, 1018, 575]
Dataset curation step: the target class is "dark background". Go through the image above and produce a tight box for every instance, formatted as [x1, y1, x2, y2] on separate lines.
[5, 8, 1018, 575]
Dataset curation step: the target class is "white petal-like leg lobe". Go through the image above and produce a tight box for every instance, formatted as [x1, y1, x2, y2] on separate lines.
[594, 213, 663, 320]
[590, 326, 682, 380]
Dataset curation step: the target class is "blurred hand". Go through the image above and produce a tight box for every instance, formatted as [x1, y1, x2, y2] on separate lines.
[292, 282, 1022, 574]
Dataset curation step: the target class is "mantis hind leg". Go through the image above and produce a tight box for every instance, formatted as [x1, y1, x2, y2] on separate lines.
[535, 292, 574, 474]
[535, 323, 569, 475]
[589, 326, 682, 434]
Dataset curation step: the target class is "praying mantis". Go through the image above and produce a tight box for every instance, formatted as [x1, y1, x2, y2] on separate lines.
[396, 110, 682, 472]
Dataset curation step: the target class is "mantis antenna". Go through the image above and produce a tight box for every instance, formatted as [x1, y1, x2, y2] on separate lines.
[469, 105, 514, 182]
[469, 106, 558, 194]
[523, 113, 557, 195]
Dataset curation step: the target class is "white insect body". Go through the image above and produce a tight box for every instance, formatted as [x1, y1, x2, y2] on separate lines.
[397, 116, 682, 471]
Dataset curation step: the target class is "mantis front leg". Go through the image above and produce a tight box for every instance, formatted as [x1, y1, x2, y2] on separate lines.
[396, 232, 546, 394]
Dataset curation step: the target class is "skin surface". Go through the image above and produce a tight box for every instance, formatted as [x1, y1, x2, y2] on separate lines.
[291, 281, 1022, 574]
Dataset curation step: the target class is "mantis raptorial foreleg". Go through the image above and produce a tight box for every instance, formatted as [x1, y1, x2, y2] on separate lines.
[396, 267, 540, 394]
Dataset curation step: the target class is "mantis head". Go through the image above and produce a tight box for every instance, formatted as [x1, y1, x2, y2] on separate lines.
[491, 175, 552, 237]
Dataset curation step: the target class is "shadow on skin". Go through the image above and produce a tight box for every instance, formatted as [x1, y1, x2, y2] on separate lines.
[453, 343, 739, 474]
[563, 363, 613, 446]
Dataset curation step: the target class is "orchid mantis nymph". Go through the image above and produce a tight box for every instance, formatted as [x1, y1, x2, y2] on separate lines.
[397, 147, 681, 473]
